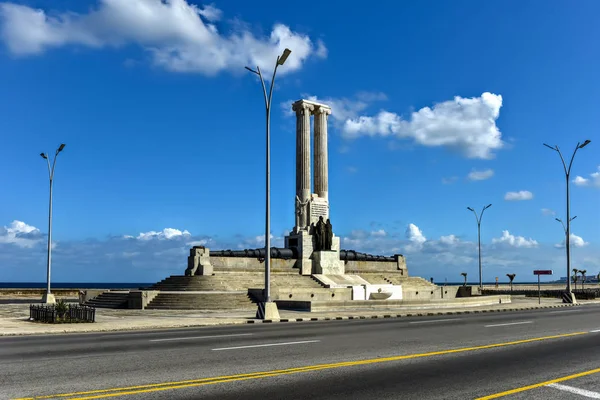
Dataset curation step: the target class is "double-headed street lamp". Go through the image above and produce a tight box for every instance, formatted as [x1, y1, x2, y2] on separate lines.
[467, 204, 492, 291]
[544, 139, 591, 299]
[245, 48, 291, 319]
[40, 144, 66, 304]
[555, 216, 577, 236]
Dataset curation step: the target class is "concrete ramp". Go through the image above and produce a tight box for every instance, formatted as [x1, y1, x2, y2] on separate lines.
[313, 274, 370, 288]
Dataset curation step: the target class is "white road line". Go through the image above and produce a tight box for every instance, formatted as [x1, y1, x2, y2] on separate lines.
[548, 309, 582, 314]
[150, 333, 253, 342]
[590, 329, 600, 333]
[485, 321, 533, 328]
[409, 318, 461, 324]
[548, 383, 600, 398]
[212, 340, 320, 351]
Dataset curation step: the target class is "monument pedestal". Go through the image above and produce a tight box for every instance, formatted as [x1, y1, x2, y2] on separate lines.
[185, 246, 213, 276]
[285, 230, 315, 275]
[313, 251, 345, 275]
[285, 231, 342, 275]
[41, 292, 56, 304]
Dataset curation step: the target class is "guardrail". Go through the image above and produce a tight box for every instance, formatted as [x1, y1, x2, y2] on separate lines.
[29, 304, 96, 323]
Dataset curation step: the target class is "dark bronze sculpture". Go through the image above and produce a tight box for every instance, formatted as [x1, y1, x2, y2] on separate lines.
[313, 216, 333, 251]
[325, 218, 333, 250]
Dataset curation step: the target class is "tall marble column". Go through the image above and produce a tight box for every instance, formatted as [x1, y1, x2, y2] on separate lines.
[313, 105, 331, 200]
[292, 100, 314, 230]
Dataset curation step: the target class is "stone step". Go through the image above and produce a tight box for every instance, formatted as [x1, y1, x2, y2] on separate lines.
[146, 304, 255, 310]
[146, 292, 255, 310]
[84, 291, 129, 309]
[148, 274, 323, 293]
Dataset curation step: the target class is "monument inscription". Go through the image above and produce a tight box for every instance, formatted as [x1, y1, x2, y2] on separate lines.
[309, 198, 329, 225]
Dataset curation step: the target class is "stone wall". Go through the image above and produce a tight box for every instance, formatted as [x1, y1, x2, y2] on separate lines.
[344, 254, 407, 274]
[187, 246, 408, 276]
[249, 287, 352, 302]
[210, 256, 297, 271]
[402, 286, 461, 300]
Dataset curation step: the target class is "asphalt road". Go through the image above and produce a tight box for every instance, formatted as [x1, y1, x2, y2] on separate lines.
[2, 305, 600, 399]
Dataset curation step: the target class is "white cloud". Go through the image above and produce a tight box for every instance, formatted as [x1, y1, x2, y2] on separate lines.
[341, 92, 504, 159]
[504, 190, 533, 201]
[186, 240, 209, 247]
[541, 208, 556, 216]
[555, 233, 589, 249]
[492, 230, 538, 248]
[405, 223, 427, 251]
[467, 168, 494, 181]
[439, 234, 460, 246]
[1, 222, 599, 283]
[238, 233, 285, 248]
[370, 229, 387, 237]
[135, 228, 191, 240]
[0, 1, 325, 76]
[282, 92, 387, 122]
[573, 166, 600, 188]
[0, 220, 44, 248]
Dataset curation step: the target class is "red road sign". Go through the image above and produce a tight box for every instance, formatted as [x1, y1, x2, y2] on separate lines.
[533, 270, 553, 275]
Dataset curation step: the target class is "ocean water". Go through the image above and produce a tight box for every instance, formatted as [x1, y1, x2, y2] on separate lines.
[0, 282, 153, 289]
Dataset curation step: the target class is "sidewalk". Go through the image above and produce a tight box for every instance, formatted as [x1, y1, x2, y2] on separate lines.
[0, 296, 596, 336]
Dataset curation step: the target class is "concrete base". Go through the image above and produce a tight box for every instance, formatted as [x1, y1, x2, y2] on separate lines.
[313, 251, 344, 274]
[127, 290, 160, 309]
[299, 259, 312, 276]
[256, 301, 280, 320]
[275, 295, 511, 312]
[41, 293, 56, 304]
[562, 291, 577, 304]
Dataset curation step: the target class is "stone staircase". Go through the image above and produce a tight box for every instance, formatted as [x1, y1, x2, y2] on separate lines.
[397, 276, 438, 288]
[355, 273, 438, 288]
[145, 292, 255, 310]
[148, 272, 323, 292]
[144, 271, 324, 310]
[310, 275, 328, 288]
[84, 291, 130, 309]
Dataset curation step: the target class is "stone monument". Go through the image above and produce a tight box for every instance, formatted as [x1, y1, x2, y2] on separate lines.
[284, 100, 345, 275]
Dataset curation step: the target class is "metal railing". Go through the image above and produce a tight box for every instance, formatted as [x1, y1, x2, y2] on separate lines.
[30, 304, 96, 323]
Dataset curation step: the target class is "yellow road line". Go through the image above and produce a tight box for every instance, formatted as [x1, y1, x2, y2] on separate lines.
[476, 367, 600, 399]
[14, 331, 587, 400]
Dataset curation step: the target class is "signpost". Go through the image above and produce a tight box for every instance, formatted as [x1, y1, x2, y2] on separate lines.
[533, 270, 553, 304]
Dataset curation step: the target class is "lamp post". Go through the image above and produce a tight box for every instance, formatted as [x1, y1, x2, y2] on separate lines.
[544, 139, 591, 300]
[245, 48, 291, 319]
[40, 144, 66, 304]
[467, 204, 492, 291]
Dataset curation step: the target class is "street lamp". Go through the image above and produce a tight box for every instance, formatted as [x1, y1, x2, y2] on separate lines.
[245, 48, 292, 320]
[467, 204, 492, 291]
[40, 143, 66, 304]
[544, 139, 591, 300]
[555, 216, 577, 237]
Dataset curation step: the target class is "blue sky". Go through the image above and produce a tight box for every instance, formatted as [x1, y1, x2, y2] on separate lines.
[0, 0, 598, 283]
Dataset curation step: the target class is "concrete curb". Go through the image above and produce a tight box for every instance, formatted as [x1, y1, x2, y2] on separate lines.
[248, 303, 580, 324]
[0, 320, 251, 337]
[0, 302, 581, 336]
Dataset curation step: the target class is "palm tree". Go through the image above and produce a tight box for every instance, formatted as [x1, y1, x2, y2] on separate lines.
[461, 272, 467, 287]
[580, 270, 587, 290]
[572, 268, 579, 291]
[507, 274, 516, 293]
